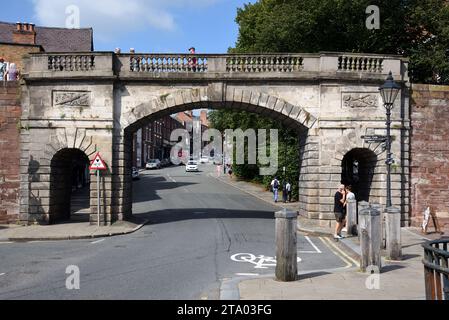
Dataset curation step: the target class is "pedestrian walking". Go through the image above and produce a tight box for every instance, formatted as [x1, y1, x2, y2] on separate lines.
[286, 181, 292, 202]
[282, 180, 288, 203]
[271, 177, 280, 203]
[333, 184, 347, 239]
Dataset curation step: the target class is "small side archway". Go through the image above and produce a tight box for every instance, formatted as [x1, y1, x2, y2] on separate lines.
[49, 148, 90, 223]
[341, 148, 378, 202]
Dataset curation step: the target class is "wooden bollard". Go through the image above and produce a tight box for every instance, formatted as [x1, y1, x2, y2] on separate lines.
[386, 206, 402, 260]
[357, 201, 370, 239]
[358, 203, 370, 272]
[346, 199, 357, 236]
[359, 202, 382, 272]
[369, 203, 382, 271]
[275, 209, 298, 282]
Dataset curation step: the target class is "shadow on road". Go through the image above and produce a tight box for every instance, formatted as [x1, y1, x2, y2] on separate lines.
[132, 174, 198, 203]
[136, 208, 276, 225]
[299, 271, 331, 280]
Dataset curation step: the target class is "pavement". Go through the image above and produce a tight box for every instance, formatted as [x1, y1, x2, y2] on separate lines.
[213, 173, 449, 300]
[238, 227, 441, 300]
[214, 173, 337, 235]
[0, 216, 148, 242]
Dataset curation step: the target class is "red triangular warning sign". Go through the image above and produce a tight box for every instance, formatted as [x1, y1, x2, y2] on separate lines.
[89, 153, 107, 170]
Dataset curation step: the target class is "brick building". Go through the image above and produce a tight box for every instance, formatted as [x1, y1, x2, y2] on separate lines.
[133, 115, 185, 168]
[0, 21, 93, 223]
[175, 110, 210, 159]
[0, 21, 93, 74]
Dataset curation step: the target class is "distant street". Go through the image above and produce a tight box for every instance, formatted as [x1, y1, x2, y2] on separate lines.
[0, 164, 351, 300]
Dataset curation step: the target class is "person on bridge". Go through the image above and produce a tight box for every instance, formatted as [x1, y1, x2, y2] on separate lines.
[334, 184, 347, 240]
[271, 177, 280, 203]
[188, 47, 197, 72]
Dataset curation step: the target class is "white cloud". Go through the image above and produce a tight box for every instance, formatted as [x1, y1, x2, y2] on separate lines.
[32, 0, 220, 42]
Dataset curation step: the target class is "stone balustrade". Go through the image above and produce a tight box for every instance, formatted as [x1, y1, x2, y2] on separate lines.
[24, 52, 408, 81]
[338, 55, 383, 73]
[226, 55, 303, 73]
[48, 54, 96, 71]
[129, 54, 208, 73]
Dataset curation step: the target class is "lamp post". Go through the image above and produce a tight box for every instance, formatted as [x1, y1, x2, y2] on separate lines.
[379, 71, 401, 208]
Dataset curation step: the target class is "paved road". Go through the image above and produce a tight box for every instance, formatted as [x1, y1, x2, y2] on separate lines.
[0, 164, 352, 300]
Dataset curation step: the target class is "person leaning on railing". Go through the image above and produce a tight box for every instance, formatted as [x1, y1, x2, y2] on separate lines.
[188, 47, 197, 72]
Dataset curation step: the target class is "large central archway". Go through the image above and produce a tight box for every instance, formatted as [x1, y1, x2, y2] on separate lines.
[115, 88, 319, 221]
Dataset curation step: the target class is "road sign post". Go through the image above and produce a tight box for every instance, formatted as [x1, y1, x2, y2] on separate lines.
[89, 153, 107, 227]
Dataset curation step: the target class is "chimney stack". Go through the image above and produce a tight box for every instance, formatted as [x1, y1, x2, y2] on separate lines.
[13, 22, 37, 45]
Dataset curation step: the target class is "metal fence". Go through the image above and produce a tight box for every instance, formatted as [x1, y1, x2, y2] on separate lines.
[422, 238, 449, 300]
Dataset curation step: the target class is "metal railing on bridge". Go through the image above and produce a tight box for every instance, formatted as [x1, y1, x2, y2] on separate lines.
[422, 238, 449, 300]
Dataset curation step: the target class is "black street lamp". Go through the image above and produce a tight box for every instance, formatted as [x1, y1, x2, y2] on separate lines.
[379, 71, 401, 208]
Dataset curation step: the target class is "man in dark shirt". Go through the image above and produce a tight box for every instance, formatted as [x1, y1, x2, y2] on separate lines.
[334, 184, 347, 239]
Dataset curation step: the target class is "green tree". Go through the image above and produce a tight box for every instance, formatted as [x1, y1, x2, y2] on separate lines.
[208, 109, 301, 200]
[231, 0, 449, 84]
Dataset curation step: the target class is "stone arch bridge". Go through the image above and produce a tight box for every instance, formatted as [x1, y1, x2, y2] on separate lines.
[19, 52, 410, 225]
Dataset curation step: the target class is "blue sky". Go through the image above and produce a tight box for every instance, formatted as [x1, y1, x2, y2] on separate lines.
[0, 0, 256, 53]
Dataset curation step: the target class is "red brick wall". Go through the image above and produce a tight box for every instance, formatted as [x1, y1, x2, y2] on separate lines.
[410, 84, 449, 230]
[0, 43, 41, 74]
[0, 82, 21, 224]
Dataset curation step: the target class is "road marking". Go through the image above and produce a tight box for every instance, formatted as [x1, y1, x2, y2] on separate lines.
[167, 174, 177, 183]
[320, 237, 352, 268]
[0, 242, 13, 245]
[0, 273, 5, 276]
[320, 237, 359, 267]
[236, 273, 260, 276]
[304, 236, 322, 253]
[91, 239, 105, 244]
[231, 253, 301, 269]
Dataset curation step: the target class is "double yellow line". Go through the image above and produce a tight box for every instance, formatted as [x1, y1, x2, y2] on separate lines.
[319, 236, 360, 268]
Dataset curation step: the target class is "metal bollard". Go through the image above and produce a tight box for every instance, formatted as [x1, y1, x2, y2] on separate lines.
[386, 206, 402, 260]
[359, 202, 382, 272]
[346, 199, 357, 236]
[275, 209, 298, 282]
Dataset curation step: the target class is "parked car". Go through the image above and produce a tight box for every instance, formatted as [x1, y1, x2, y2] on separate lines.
[185, 160, 199, 172]
[161, 158, 171, 167]
[200, 156, 209, 164]
[146, 159, 161, 170]
[132, 167, 140, 180]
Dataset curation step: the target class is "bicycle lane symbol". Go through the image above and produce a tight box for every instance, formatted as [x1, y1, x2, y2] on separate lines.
[230, 253, 302, 269]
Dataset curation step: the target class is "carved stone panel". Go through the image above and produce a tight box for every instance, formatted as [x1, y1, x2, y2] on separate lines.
[53, 91, 91, 107]
[342, 92, 379, 108]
